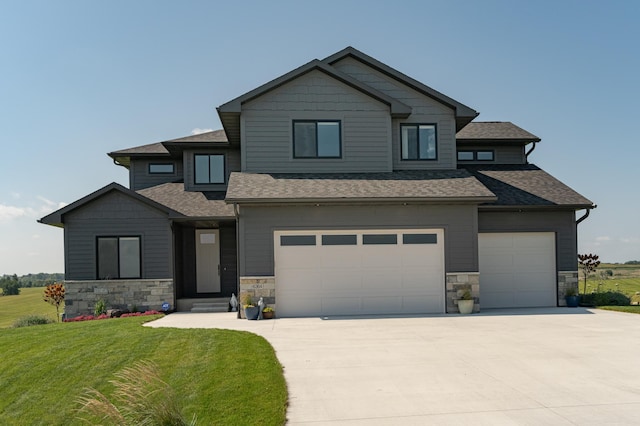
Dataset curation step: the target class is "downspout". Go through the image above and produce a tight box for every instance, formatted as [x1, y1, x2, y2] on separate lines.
[525, 142, 537, 164]
[576, 205, 596, 225]
[233, 203, 241, 319]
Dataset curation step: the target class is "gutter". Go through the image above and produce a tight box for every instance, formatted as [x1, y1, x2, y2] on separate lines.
[576, 205, 596, 225]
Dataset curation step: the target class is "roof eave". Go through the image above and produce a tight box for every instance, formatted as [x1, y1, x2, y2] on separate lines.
[225, 196, 497, 205]
[478, 203, 594, 211]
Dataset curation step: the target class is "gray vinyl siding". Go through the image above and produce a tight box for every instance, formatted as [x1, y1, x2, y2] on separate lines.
[478, 210, 577, 271]
[241, 70, 392, 173]
[456, 145, 526, 165]
[183, 148, 241, 192]
[238, 204, 478, 276]
[130, 159, 184, 191]
[63, 191, 172, 280]
[331, 57, 457, 170]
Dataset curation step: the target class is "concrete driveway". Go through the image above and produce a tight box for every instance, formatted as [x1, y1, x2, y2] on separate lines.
[147, 308, 640, 425]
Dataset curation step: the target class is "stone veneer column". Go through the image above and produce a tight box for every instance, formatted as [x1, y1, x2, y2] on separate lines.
[446, 272, 480, 313]
[239, 276, 276, 308]
[557, 271, 579, 307]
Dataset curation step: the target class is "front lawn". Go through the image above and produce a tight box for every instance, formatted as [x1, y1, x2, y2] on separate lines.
[0, 316, 287, 425]
[596, 306, 640, 314]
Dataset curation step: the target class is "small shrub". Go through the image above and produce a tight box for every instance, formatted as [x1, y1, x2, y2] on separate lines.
[581, 291, 630, 306]
[43, 283, 65, 322]
[94, 299, 107, 317]
[12, 315, 54, 328]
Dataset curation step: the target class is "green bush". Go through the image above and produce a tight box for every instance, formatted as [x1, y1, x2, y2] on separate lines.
[94, 298, 107, 316]
[12, 315, 54, 328]
[1, 275, 20, 296]
[581, 291, 631, 306]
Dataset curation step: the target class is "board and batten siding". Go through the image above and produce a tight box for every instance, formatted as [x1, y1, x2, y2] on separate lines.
[183, 148, 241, 192]
[129, 159, 184, 191]
[241, 70, 392, 173]
[478, 210, 577, 271]
[238, 204, 478, 277]
[331, 56, 457, 170]
[456, 144, 526, 165]
[63, 191, 173, 280]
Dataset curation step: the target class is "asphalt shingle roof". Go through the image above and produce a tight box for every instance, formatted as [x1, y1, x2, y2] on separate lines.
[137, 182, 235, 218]
[109, 130, 228, 156]
[225, 170, 496, 203]
[457, 122, 540, 142]
[463, 164, 593, 207]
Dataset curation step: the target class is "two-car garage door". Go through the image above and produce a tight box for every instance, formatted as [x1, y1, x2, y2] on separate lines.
[274, 229, 445, 317]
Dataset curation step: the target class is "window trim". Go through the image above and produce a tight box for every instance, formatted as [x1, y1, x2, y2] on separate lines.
[292, 120, 342, 159]
[194, 153, 226, 185]
[400, 123, 438, 161]
[457, 150, 495, 162]
[96, 236, 142, 280]
[148, 163, 175, 174]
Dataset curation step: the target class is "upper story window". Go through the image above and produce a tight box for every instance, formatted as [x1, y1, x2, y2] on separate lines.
[195, 154, 225, 184]
[293, 120, 341, 158]
[401, 124, 437, 160]
[148, 163, 175, 174]
[97, 236, 141, 279]
[457, 150, 494, 161]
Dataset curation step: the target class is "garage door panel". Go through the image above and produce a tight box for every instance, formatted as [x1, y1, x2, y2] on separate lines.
[275, 229, 445, 317]
[480, 233, 556, 309]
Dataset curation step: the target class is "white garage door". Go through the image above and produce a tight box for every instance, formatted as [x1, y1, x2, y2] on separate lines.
[274, 229, 445, 317]
[479, 232, 556, 309]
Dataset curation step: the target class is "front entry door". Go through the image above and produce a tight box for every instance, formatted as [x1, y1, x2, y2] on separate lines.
[195, 229, 221, 293]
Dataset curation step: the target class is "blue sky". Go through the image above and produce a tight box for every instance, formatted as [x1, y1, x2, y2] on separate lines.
[0, 0, 638, 275]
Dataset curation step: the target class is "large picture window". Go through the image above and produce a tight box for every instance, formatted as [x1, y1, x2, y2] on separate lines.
[293, 121, 341, 158]
[195, 154, 225, 184]
[401, 124, 437, 160]
[97, 236, 141, 279]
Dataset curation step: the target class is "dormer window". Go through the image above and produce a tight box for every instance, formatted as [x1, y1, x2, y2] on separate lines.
[401, 124, 437, 160]
[195, 154, 225, 184]
[457, 150, 494, 161]
[293, 120, 341, 158]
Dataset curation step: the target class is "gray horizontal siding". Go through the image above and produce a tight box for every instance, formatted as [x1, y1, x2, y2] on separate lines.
[238, 204, 478, 276]
[241, 69, 392, 173]
[130, 159, 184, 191]
[478, 210, 577, 271]
[456, 145, 526, 165]
[331, 57, 457, 170]
[183, 148, 241, 192]
[64, 191, 172, 280]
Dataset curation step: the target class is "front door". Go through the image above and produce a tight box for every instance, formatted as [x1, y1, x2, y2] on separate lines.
[195, 229, 221, 293]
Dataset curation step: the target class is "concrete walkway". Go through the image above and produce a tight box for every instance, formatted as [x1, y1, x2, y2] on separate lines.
[146, 308, 640, 425]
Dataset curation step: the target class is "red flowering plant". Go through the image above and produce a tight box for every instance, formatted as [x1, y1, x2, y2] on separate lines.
[64, 310, 163, 322]
[43, 283, 65, 322]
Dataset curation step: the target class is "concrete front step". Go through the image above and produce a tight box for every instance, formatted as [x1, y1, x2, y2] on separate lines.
[190, 301, 229, 313]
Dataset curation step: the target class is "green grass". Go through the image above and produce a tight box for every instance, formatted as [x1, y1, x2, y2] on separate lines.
[596, 306, 640, 314]
[0, 287, 62, 327]
[0, 316, 287, 425]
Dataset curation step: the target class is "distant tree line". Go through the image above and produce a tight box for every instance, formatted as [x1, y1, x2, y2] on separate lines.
[0, 273, 64, 295]
[624, 260, 640, 265]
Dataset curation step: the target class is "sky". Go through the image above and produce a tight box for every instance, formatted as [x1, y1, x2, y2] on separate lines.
[0, 0, 638, 275]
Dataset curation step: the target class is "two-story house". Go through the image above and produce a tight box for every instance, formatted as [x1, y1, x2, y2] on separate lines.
[40, 47, 593, 318]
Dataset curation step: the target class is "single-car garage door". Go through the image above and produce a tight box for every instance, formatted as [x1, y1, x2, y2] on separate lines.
[479, 232, 556, 309]
[274, 229, 445, 317]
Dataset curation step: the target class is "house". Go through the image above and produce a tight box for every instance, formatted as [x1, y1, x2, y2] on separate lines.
[40, 47, 593, 318]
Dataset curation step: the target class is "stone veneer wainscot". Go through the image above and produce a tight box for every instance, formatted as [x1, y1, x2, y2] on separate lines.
[446, 272, 480, 313]
[63, 279, 174, 317]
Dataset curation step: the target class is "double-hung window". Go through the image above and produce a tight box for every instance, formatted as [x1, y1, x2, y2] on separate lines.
[401, 124, 437, 160]
[195, 154, 225, 184]
[293, 120, 341, 158]
[97, 236, 141, 279]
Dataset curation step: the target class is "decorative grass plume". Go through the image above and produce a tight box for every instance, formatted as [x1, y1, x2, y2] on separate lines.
[76, 360, 196, 425]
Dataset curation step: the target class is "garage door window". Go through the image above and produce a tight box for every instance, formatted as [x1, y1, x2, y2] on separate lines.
[363, 234, 397, 245]
[280, 235, 316, 246]
[403, 233, 438, 244]
[322, 235, 357, 245]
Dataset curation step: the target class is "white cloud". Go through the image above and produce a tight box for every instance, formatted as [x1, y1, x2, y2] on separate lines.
[0, 204, 30, 221]
[191, 128, 213, 135]
[620, 237, 640, 244]
[595, 236, 611, 242]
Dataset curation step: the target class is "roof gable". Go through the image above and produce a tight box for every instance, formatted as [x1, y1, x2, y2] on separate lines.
[323, 47, 479, 131]
[38, 182, 180, 227]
